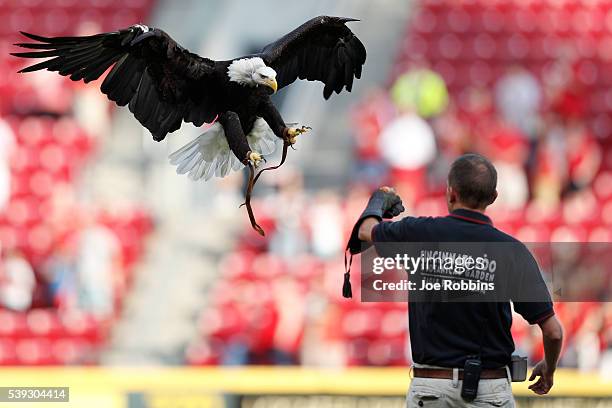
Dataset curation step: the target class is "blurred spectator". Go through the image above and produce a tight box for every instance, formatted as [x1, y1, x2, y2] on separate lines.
[271, 277, 304, 364]
[575, 308, 604, 372]
[600, 305, 612, 377]
[72, 22, 112, 140]
[390, 69, 449, 118]
[565, 121, 601, 193]
[309, 191, 344, 259]
[301, 287, 346, 367]
[0, 118, 15, 211]
[352, 90, 395, 162]
[378, 112, 436, 200]
[459, 86, 494, 133]
[532, 115, 567, 206]
[267, 168, 309, 259]
[493, 161, 529, 210]
[17, 69, 73, 116]
[378, 113, 436, 171]
[429, 104, 471, 190]
[550, 73, 587, 124]
[43, 241, 78, 311]
[482, 120, 530, 209]
[494, 66, 541, 139]
[350, 90, 395, 187]
[0, 248, 36, 311]
[76, 217, 121, 318]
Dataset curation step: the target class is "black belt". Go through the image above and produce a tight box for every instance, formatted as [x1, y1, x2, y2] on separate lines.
[413, 367, 507, 380]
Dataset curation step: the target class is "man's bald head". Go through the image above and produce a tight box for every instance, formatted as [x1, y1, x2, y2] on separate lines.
[447, 154, 498, 210]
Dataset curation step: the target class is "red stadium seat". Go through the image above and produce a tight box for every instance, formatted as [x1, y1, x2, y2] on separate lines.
[15, 338, 54, 365]
[52, 339, 92, 365]
[341, 308, 383, 340]
[367, 340, 394, 366]
[28, 171, 54, 196]
[0, 225, 18, 249]
[588, 226, 612, 242]
[26, 223, 54, 255]
[251, 254, 285, 280]
[57, 312, 105, 346]
[0, 310, 28, 339]
[39, 145, 66, 173]
[594, 171, 612, 200]
[346, 338, 369, 366]
[0, 339, 18, 365]
[26, 309, 62, 338]
[380, 309, 408, 338]
[516, 225, 552, 242]
[551, 225, 589, 242]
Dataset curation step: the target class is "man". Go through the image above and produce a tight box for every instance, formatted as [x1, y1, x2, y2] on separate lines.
[0, 248, 35, 311]
[349, 153, 563, 407]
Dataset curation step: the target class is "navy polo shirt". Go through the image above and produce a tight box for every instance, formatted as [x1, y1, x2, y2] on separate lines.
[372, 208, 554, 369]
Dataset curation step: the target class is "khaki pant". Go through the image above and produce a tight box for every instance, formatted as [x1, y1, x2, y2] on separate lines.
[407, 365, 515, 408]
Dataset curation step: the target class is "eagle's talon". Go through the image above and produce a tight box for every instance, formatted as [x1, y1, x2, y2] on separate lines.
[247, 151, 263, 167]
[285, 125, 310, 145]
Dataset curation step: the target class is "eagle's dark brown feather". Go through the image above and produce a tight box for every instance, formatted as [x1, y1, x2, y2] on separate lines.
[12, 26, 222, 141]
[258, 16, 366, 99]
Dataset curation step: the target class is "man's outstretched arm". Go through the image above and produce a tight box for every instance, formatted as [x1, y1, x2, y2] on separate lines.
[358, 217, 381, 242]
[529, 315, 563, 395]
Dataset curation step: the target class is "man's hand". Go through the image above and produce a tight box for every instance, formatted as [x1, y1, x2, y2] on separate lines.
[349, 186, 404, 250]
[531, 314, 562, 396]
[372, 186, 404, 219]
[528, 360, 554, 395]
[355, 187, 404, 242]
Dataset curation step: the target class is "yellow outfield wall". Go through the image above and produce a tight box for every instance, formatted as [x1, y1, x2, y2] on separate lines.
[0, 367, 610, 408]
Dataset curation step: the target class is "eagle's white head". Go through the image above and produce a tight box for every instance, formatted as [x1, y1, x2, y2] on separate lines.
[227, 57, 278, 92]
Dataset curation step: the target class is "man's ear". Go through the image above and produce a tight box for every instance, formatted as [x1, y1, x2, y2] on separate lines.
[447, 186, 457, 204]
[489, 190, 498, 205]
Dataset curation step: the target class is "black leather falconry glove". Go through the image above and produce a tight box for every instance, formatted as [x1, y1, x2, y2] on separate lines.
[343, 187, 404, 298]
[347, 187, 404, 254]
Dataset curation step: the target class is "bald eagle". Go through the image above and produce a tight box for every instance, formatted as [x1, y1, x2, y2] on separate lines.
[12, 16, 367, 235]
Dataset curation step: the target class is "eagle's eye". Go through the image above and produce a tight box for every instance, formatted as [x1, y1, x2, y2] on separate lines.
[260, 74, 268, 79]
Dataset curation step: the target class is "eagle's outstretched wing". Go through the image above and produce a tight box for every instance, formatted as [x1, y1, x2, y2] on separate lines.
[12, 25, 223, 141]
[258, 16, 366, 99]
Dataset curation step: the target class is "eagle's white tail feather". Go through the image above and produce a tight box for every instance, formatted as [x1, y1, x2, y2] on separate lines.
[231, 156, 243, 171]
[191, 159, 210, 181]
[203, 159, 217, 180]
[177, 151, 201, 174]
[171, 147, 197, 167]
[247, 118, 277, 156]
[168, 138, 199, 165]
[191, 159, 207, 181]
[169, 118, 278, 181]
[215, 151, 230, 178]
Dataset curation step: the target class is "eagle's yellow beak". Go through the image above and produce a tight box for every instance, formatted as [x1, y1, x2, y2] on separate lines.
[265, 78, 278, 93]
